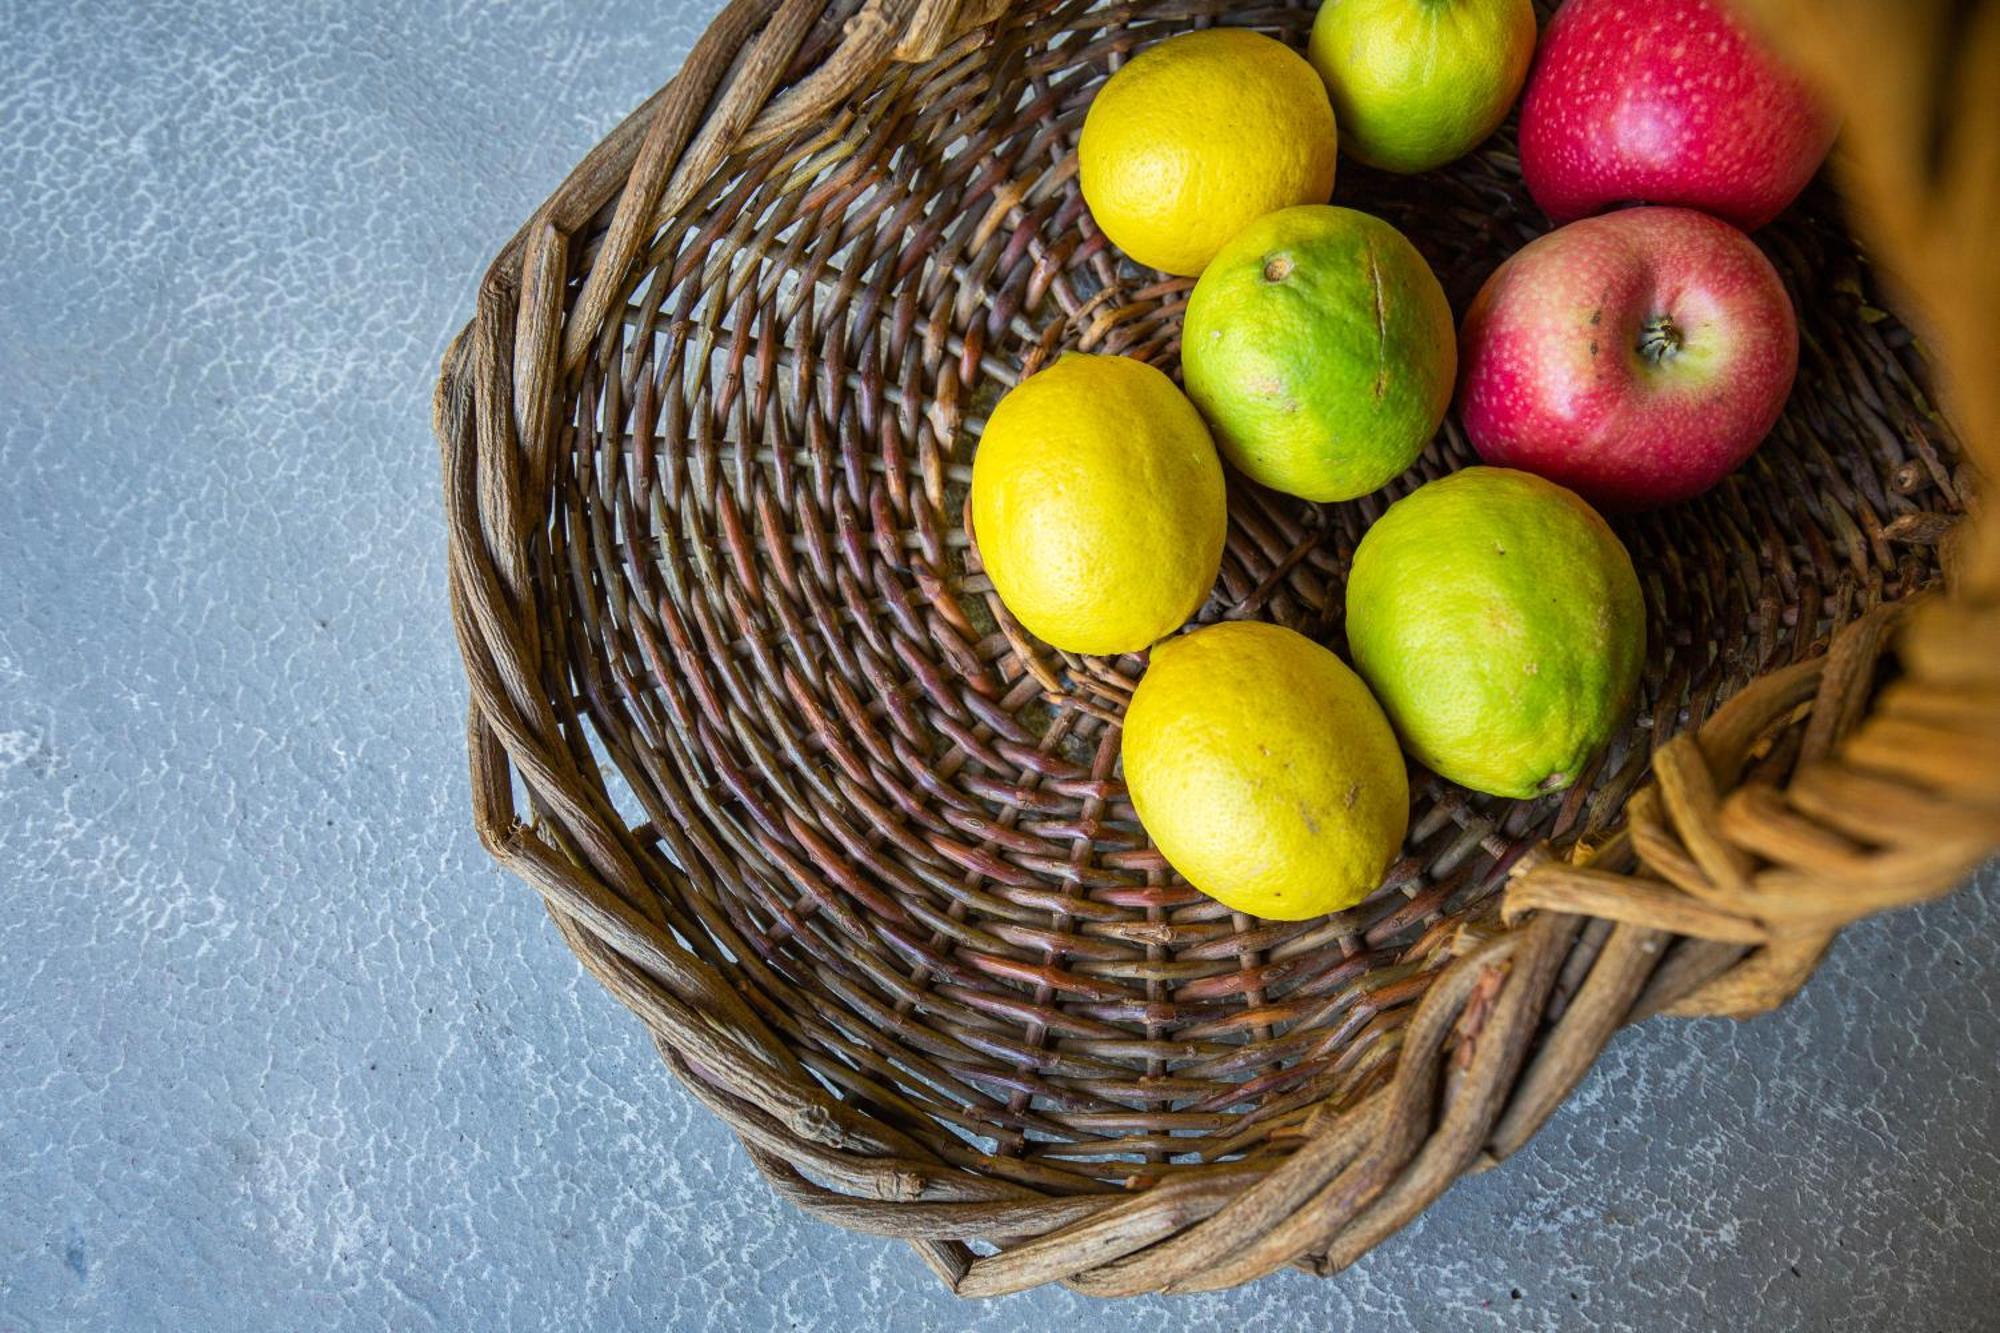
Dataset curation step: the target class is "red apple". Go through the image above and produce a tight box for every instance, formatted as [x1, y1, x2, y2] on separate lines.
[1457, 207, 1798, 509]
[1519, 0, 1837, 231]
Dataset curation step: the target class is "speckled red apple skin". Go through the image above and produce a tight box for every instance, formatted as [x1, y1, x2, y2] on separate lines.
[1519, 0, 1836, 230]
[1457, 207, 1798, 510]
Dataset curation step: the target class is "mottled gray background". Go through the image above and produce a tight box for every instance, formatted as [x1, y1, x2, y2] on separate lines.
[2, 1, 1995, 1329]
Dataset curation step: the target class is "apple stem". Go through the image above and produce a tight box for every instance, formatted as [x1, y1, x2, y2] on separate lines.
[1637, 316, 1683, 364]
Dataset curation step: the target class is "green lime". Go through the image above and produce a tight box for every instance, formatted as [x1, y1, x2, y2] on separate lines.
[1344, 467, 1646, 798]
[1309, 0, 1538, 174]
[1181, 205, 1455, 503]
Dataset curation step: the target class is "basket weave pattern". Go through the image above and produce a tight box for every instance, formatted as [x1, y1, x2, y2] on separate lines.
[436, 0, 2000, 1295]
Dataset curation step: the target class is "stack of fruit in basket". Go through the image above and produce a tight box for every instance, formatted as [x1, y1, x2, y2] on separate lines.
[968, 0, 1836, 921]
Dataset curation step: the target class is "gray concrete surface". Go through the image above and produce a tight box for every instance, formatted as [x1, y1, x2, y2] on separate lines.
[2, 2, 1996, 1329]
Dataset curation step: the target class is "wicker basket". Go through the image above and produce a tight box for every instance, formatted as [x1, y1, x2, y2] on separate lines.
[435, 0, 2000, 1296]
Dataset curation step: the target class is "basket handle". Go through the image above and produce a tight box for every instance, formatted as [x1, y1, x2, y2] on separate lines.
[1502, 585, 2000, 1021]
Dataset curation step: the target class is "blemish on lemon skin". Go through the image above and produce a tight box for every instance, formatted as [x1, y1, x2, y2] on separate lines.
[1263, 254, 1294, 282]
[1344, 782, 1361, 809]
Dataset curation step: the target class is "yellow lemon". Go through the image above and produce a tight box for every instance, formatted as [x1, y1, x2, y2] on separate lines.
[1079, 29, 1338, 277]
[1123, 621, 1409, 920]
[971, 353, 1226, 656]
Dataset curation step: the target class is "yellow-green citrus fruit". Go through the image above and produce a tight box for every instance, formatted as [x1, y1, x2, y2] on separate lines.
[1345, 467, 1646, 798]
[1123, 621, 1409, 920]
[971, 353, 1226, 656]
[1079, 29, 1338, 277]
[1182, 205, 1455, 502]
[1309, 0, 1537, 173]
